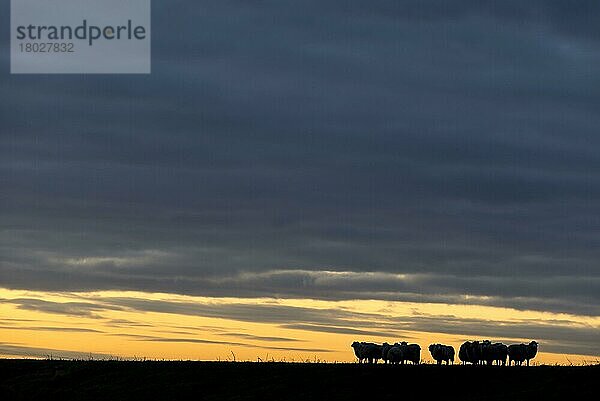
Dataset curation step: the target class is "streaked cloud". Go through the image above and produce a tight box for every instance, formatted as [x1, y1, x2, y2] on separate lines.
[1, 290, 597, 358]
[1, 1, 599, 361]
[135, 337, 331, 353]
[0, 343, 111, 359]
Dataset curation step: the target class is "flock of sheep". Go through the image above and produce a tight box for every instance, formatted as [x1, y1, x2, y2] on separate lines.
[351, 340, 539, 366]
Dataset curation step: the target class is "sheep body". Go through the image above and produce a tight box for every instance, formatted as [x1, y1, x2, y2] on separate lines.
[351, 341, 367, 363]
[508, 341, 538, 366]
[387, 345, 403, 364]
[396, 341, 421, 365]
[481, 341, 508, 366]
[351, 341, 382, 364]
[381, 342, 393, 364]
[353, 339, 538, 367]
[428, 344, 455, 365]
[459, 341, 483, 364]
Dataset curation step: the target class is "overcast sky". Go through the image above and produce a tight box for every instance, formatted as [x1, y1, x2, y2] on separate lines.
[1, 0, 600, 331]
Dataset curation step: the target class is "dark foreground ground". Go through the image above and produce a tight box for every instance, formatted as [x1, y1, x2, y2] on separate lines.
[0, 360, 597, 401]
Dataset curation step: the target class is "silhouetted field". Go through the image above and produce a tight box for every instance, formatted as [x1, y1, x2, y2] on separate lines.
[0, 359, 597, 400]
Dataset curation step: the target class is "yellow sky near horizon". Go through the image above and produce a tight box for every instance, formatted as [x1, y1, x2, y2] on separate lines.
[0, 288, 598, 365]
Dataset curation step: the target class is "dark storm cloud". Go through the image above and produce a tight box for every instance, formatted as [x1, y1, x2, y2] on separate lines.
[1, 1, 600, 320]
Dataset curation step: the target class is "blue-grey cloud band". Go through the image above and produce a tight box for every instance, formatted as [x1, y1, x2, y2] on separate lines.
[1, 0, 599, 339]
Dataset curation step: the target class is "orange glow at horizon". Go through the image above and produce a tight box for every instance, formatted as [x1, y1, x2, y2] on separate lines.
[0, 288, 598, 365]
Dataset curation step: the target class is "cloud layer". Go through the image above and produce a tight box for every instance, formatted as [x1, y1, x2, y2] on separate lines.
[2, 294, 598, 357]
[1, 1, 600, 319]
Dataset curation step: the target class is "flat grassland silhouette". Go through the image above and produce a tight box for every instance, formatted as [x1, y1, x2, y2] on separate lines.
[0, 359, 597, 401]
